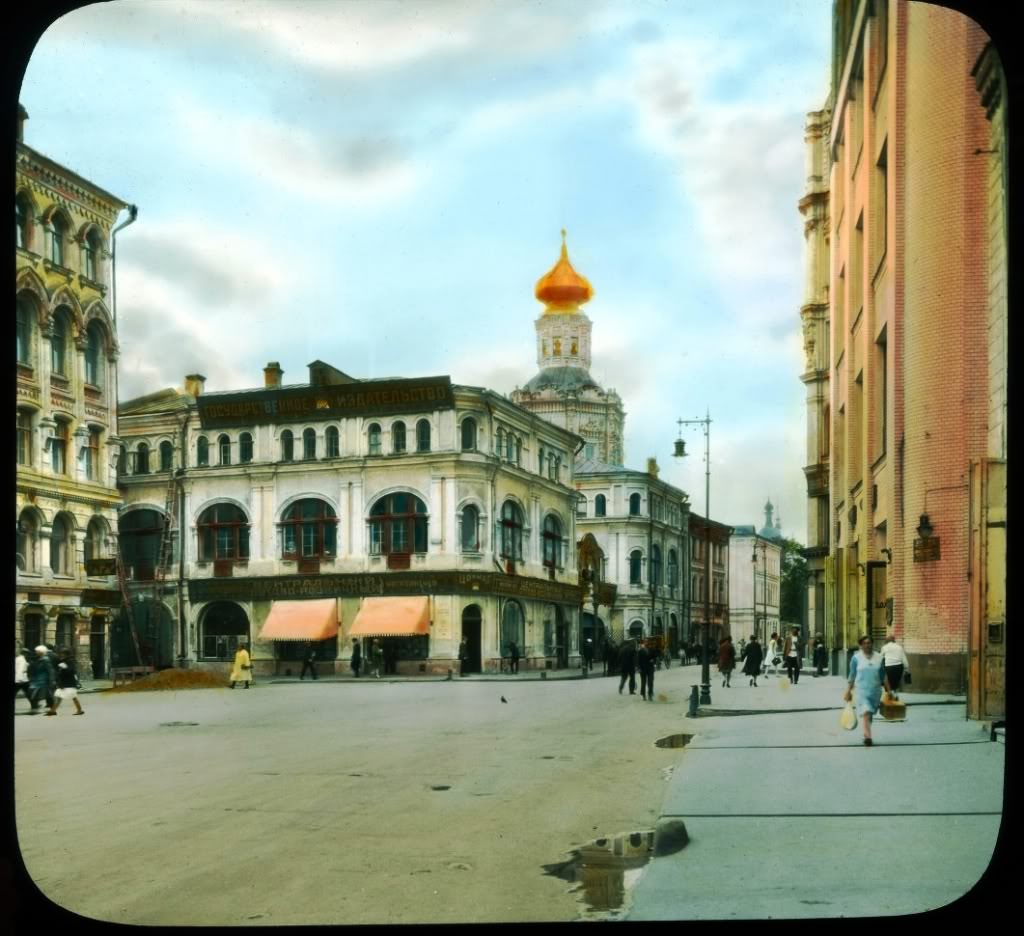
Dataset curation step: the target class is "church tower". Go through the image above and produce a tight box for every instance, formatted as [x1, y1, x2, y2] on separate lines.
[511, 232, 626, 464]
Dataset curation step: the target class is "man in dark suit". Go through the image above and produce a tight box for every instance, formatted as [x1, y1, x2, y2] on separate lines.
[299, 644, 318, 680]
[637, 640, 656, 700]
[618, 640, 637, 695]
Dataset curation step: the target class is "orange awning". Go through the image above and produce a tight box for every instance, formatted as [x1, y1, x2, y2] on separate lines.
[259, 599, 339, 641]
[349, 597, 430, 637]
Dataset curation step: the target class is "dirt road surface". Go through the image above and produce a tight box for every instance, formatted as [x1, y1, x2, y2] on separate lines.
[14, 665, 702, 925]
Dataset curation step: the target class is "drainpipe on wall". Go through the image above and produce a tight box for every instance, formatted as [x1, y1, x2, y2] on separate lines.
[176, 410, 190, 666]
[110, 205, 138, 328]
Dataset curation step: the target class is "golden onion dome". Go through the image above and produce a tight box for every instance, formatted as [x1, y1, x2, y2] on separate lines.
[535, 230, 593, 311]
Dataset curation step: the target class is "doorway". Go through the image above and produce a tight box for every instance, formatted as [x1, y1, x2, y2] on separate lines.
[461, 605, 482, 673]
[866, 561, 888, 646]
[555, 606, 568, 669]
[90, 615, 106, 678]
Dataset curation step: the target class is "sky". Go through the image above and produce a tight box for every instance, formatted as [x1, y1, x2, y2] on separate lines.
[19, 0, 833, 540]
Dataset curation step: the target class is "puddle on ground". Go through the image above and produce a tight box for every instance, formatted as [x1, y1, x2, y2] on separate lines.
[655, 733, 694, 748]
[430, 785, 451, 791]
[159, 721, 200, 727]
[543, 830, 655, 917]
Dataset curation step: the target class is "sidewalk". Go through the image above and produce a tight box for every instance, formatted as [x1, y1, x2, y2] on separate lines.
[626, 672, 1004, 920]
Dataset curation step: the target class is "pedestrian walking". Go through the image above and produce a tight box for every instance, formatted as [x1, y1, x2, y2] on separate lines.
[718, 636, 736, 688]
[458, 636, 470, 677]
[582, 638, 595, 672]
[812, 635, 828, 676]
[350, 638, 362, 678]
[508, 640, 520, 674]
[229, 642, 252, 689]
[29, 646, 56, 714]
[617, 640, 637, 696]
[603, 639, 617, 677]
[300, 644, 319, 680]
[15, 649, 35, 711]
[765, 632, 781, 676]
[50, 649, 85, 716]
[844, 634, 884, 746]
[741, 635, 763, 687]
[637, 640, 656, 700]
[371, 639, 384, 679]
[783, 628, 802, 684]
[879, 633, 910, 699]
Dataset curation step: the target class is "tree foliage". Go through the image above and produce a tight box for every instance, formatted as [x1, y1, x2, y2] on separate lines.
[779, 536, 809, 627]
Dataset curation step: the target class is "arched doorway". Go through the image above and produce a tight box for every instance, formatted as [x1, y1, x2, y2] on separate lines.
[500, 600, 524, 666]
[199, 602, 250, 660]
[555, 606, 568, 668]
[461, 605, 482, 674]
[114, 600, 175, 669]
[628, 619, 644, 639]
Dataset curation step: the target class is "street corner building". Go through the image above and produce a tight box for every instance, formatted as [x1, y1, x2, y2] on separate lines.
[15, 104, 137, 677]
[799, 1, 1007, 714]
[115, 360, 588, 677]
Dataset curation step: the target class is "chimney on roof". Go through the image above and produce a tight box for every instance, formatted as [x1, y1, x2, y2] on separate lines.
[647, 457, 659, 478]
[184, 374, 206, 397]
[264, 362, 283, 388]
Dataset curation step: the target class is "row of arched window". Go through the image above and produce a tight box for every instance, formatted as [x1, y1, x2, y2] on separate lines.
[125, 418, 485, 475]
[17, 297, 111, 388]
[628, 546, 681, 588]
[17, 509, 110, 578]
[579, 492, 648, 518]
[17, 191, 106, 283]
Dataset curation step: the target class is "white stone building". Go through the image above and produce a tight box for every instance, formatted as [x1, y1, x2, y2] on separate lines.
[728, 502, 783, 646]
[116, 361, 585, 675]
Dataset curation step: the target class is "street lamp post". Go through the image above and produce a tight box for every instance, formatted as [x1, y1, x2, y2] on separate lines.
[674, 410, 713, 706]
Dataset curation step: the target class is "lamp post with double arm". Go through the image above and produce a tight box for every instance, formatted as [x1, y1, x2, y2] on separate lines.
[674, 410, 712, 706]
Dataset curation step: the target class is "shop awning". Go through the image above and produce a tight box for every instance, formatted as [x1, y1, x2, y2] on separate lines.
[258, 599, 339, 641]
[349, 596, 430, 637]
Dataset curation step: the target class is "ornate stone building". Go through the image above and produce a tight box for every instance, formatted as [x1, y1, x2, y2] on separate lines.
[511, 232, 625, 466]
[116, 361, 585, 675]
[15, 104, 136, 677]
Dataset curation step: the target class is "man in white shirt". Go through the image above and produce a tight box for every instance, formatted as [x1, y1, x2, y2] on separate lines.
[879, 634, 910, 698]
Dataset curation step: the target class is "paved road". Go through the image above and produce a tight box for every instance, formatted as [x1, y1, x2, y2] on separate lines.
[15, 665, 697, 925]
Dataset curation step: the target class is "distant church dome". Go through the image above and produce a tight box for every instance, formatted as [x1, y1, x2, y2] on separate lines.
[535, 229, 594, 311]
[522, 366, 601, 394]
[758, 499, 783, 540]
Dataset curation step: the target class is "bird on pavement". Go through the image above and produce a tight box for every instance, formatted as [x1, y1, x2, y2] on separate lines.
[501, 696, 508, 703]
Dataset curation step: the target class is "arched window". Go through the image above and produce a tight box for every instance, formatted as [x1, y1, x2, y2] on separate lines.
[629, 493, 642, 516]
[651, 544, 662, 587]
[118, 506, 167, 580]
[505, 432, 515, 462]
[196, 436, 209, 467]
[51, 419, 69, 475]
[303, 428, 316, 460]
[496, 427, 505, 457]
[16, 509, 38, 573]
[461, 418, 477, 451]
[368, 423, 382, 455]
[542, 515, 561, 569]
[629, 549, 643, 585]
[50, 310, 69, 376]
[280, 429, 294, 462]
[239, 432, 254, 463]
[84, 517, 106, 565]
[50, 212, 68, 266]
[159, 441, 174, 472]
[83, 228, 103, 282]
[325, 426, 339, 458]
[218, 434, 231, 466]
[538, 445, 545, 473]
[50, 513, 72, 576]
[500, 501, 524, 562]
[198, 503, 251, 562]
[117, 443, 127, 477]
[461, 505, 480, 552]
[416, 419, 431, 453]
[17, 409, 33, 467]
[595, 494, 607, 517]
[501, 600, 525, 658]
[200, 602, 250, 660]
[280, 499, 337, 559]
[16, 296, 35, 364]
[392, 421, 406, 454]
[56, 614, 75, 651]
[16, 193, 32, 250]
[135, 442, 150, 475]
[84, 322, 104, 386]
[668, 548, 679, 589]
[369, 492, 428, 557]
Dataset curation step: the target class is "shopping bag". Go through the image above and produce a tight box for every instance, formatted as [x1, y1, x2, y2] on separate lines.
[840, 702, 857, 731]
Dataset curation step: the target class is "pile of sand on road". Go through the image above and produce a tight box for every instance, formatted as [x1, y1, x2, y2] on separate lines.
[109, 669, 228, 693]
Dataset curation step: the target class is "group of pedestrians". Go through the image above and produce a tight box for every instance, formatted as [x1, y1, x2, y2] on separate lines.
[616, 638, 659, 700]
[14, 645, 84, 716]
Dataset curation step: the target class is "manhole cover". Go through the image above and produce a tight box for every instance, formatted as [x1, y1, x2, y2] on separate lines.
[655, 733, 693, 748]
[159, 721, 200, 727]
